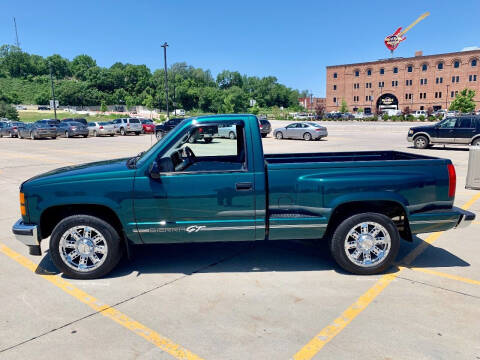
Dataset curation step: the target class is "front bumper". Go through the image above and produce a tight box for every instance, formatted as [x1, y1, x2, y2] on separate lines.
[12, 219, 41, 255]
[407, 134, 414, 142]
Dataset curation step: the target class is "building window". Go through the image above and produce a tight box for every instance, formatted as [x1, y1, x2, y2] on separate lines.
[380, 68, 384, 75]
[392, 80, 398, 87]
[420, 92, 427, 99]
[354, 70, 359, 77]
[407, 65, 413, 72]
[365, 82, 372, 88]
[393, 67, 398, 74]
[434, 92, 442, 98]
[405, 93, 412, 100]
[469, 74, 477, 82]
[437, 62, 443, 70]
[452, 76, 460, 83]
[436, 77, 443, 84]
[333, 97, 337, 103]
[378, 81, 384, 88]
[472, 59, 478, 67]
[333, 72, 337, 78]
[333, 85, 337, 90]
[367, 69, 372, 76]
[454, 60, 460, 68]
[405, 79, 412, 86]
[451, 91, 454, 98]
[422, 63, 428, 71]
[420, 78, 428, 85]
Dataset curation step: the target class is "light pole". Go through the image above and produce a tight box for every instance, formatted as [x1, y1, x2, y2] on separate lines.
[49, 63, 57, 120]
[161, 42, 169, 119]
[446, 84, 450, 110]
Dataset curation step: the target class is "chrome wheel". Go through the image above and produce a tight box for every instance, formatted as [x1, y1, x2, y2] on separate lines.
[59, 225, 108, 272]
[344, 221, 391, 268]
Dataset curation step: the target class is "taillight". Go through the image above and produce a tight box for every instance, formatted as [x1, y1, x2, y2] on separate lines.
[99, 126, 104, 129]
[13, 126, 17, 130]
[199, 127, 203, 133]
[447, 163, 456, 198]
[315, 129, 323, 131]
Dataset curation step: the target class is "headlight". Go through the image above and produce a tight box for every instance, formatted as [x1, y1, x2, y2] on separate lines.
[408, 129, 414, 135]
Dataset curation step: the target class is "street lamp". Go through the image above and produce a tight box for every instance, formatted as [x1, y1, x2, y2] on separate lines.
[161, 42, 169, 119]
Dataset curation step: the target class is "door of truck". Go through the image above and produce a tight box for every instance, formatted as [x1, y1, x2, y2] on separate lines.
[435, 117, 457, 143]
[454, 117, 476, 144]
[133, 118, 259, 243]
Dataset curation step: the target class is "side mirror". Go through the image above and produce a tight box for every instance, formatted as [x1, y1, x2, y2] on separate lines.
[149, 157, 174, 179]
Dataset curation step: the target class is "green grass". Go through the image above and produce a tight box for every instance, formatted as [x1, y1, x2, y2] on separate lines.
[19, 111, 133, 123]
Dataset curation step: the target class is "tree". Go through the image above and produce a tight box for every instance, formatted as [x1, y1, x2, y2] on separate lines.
[340, 99, 349, 113]
[46, 54, 71, 79]
[449, 88, 476, 113]
[315, 103, 326, 117]
[71, 55, 96, 80]
[100, 100, 107, 112]
[0, 101, 19, 120]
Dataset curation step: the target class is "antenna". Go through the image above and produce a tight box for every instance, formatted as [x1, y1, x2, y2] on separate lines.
[13, 17, 20, 48]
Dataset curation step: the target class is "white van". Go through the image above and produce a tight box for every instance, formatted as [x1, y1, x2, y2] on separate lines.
[174, 109, 186, 116]
[412, 110, 427, 118]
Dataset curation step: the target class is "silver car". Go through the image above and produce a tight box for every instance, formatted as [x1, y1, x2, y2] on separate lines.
[216, 124, 237, 139]
[112, 118, 143, 135]
[274, 122, 328, 141]
[88, 121, 116, 137]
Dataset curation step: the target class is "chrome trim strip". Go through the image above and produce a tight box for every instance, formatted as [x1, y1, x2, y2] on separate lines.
[12, 219, 39, 246]
[410, 219, 458, 225]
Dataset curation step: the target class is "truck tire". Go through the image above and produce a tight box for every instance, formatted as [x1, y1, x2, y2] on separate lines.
[472, 138, 480, 146]
[261, 133, 267, 138]
[204, 137, 213, 143]
[275, 132, 283, 140]
[135, 132, 140, 136]
[49, 215, 123, 279]
[329, 212, 399, 275]
[303, 132, 312, 141]
[414, 135, 429, 149]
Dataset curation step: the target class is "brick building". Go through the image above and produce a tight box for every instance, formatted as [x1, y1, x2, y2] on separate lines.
[326, 49, 480, 114]
[298, 97, 326, 111]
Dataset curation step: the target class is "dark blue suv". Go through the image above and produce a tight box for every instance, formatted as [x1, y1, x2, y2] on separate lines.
[407, 116, 480, 149]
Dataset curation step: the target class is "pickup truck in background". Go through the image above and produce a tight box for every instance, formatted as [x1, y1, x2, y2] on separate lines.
[13, 115, 475, 279]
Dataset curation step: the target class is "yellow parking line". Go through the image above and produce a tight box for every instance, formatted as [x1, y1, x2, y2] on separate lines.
[407, 267, 480, 286]
[473, 221, 480, 225]
[293, 193, 479, 360]
[0, 243, 204, 360]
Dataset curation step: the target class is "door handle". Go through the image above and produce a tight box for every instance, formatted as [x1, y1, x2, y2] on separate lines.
[236, 182, 253, 191]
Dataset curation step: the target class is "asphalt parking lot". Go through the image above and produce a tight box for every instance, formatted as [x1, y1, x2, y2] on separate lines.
[0, 120, 479, 360]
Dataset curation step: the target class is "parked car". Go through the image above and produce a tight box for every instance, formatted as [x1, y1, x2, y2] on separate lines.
[18, 121, 57, 139]
[140, 119, 155, 134]
[173, 109, 185, 116]
[326, 112, 342, 119]
[0, 121, 24, 137]
[37, 105, 50, 110]
[16, 105, 27, 110]
[0, 121, 9, 136]
[12, 114, 474, 279]
[88, 122, 116, 137]
[341, 112, 355, 120]
[155, 118, 184, 140]
[57, 121, 89, 138]
[112, 118, 142, 136]
[259, 119, 271, 138]
[407, 115, 480, 148]
[216, 123, 237, 139]
[412, 110, 427, 118]
[61, 118, 88, 126]
[274, 122, 328, 141]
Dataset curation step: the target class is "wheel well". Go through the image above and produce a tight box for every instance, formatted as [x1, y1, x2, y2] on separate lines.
[471, 136, 480, 145]
[325, 200, 412, 241]
[413, 133, 430, 141]
[39, 204, 124, 241]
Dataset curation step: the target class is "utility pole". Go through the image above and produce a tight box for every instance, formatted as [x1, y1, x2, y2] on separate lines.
[49, 63, 57, 120]
[13, 17, 20, 48]
[310, 92, 313, 112]
[161, 42, 169, 119]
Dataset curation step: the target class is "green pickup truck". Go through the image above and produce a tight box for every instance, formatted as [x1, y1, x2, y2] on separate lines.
[13, 115, 475, 279]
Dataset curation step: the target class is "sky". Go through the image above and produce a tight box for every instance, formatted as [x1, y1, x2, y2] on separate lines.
[1, 0, 479, 97]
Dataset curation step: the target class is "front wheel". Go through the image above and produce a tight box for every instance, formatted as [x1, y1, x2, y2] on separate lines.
[49, 215, 123, 279]
[275, 132, 283, 140]
[329, 212, 399, 275]
[414, 135, 429, 149]
[472, 138, 480, 146]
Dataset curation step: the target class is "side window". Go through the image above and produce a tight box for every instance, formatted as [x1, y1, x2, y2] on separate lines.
[161, 121, 247, 173]
[439, 118, 457, 129]
[456, 118, 473, 128]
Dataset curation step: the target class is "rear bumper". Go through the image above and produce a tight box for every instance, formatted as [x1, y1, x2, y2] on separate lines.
[12, 219, 39, 247]
[409, 207, 475, 234]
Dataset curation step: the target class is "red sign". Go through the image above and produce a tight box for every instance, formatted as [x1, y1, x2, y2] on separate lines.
[384, 27, 406, 51]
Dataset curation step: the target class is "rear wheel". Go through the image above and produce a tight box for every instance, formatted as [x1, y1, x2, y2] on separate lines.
[329, 212, 399, 275]
[229, 131, 236, 140]
[49, 215, 123, 279]
[261, 133, 267, 138]
[120, 128, 126, 136]
[275, 132, 283, 140]
[135, 132, 140, 136]
[303, 132, 312, 141]
[204, 137, 213, 143]
[30, 131, 36, 140]
[414, 135, 429, 149]
[93, 130, 98, 137]
[156, 131, 164, 140]
[65, 131, 69, 138]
